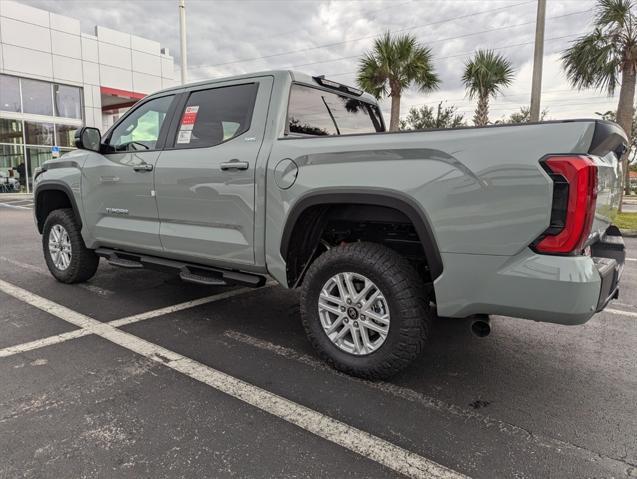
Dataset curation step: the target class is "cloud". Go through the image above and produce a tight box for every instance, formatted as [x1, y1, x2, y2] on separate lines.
[21, 0, 620, 122]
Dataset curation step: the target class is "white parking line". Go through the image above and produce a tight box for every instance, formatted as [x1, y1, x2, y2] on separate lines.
[0, 278, 465, 479]
[626, 258, 636, 262]
[0, 329, 90, 358]
[0, 286, 271, 358]
[110, 285, 273, 327]
[0, 198, 31, 204]
[604, 308, 637, 318]
[223, 330, 634, 472]
[0, 202, 31, 210]
[0, 256, 114, 297]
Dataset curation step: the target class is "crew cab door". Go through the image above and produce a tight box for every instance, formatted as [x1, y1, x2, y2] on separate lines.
[82, 94, 176, 252]
[154, 77, 272, 265]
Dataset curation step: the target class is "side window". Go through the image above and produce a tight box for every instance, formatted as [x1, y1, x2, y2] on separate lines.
[173, 83, 258, 149]
[109, 95, 174, 151]
[287, 84, 384, 136]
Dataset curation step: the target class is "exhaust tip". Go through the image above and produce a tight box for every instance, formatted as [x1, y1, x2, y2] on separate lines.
[471, 317, 491, 338]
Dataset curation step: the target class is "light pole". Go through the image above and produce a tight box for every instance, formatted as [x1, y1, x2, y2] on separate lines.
[179, 0, 188, 85]
[529, 0, 546, 122]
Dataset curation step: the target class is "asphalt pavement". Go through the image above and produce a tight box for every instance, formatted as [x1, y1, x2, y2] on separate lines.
[0, 202, 636, 478]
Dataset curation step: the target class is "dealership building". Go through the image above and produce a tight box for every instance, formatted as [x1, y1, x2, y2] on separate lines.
[0, 0, 177, 192]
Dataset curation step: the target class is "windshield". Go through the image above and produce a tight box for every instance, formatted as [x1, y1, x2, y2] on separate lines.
[287, 84, 384, 137]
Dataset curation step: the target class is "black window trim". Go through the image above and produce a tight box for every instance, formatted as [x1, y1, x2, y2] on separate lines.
[163, 81, 260, 151]
[281, 81, 385, 139]
[102, 92, 179, 155]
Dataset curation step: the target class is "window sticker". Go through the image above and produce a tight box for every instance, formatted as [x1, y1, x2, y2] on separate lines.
[177, 130, 192, 144]
[180, 105, 199, 131]
[177, 105, 199, 144]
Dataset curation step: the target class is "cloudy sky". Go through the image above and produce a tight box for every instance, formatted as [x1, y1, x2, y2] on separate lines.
[23, 0, 620, 124]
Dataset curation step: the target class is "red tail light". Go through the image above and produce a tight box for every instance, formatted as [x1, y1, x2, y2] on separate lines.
[534, 155, 598, 255]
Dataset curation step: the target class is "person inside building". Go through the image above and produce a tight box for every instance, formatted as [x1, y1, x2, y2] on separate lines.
[16, 161, 26, 191]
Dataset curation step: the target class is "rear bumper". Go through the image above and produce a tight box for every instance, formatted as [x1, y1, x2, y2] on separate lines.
[592, 226, 625, 312]
[434, 227, 625, 325]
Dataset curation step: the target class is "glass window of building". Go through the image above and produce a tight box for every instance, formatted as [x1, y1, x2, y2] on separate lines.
[0, 144, 25, 191]
[21, 78, 53, 116]
[25, 122, 54, 146]
[0, 75, 21, 113]
[56, 125, 78, 148]
[0, 118, 24, 145]
[0, 144, 24, 172]
[54, 84, 82, 119]
[25, 146, 52, 188]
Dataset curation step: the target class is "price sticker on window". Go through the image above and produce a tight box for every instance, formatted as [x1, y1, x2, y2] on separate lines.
[177, 130, 192, 144]
[180, 105, 199, 131]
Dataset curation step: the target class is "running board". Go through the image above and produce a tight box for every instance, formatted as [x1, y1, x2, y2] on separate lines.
[107, 257, 144, 269]
[95, 248, 266, 287]
[179, 269, 226, 286]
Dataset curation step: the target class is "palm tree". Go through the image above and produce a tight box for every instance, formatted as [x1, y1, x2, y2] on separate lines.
[561, 0, 637, 199]
[357, 32, 440, 131]
[462, 50, 515, 126]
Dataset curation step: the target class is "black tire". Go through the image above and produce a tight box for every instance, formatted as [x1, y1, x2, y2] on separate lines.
[42, 208, 99, 284]
[300, 242, 432, 379]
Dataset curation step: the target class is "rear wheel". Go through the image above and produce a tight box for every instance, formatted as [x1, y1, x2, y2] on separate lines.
[42, 208, 99, 283]
[300, 242, 432, 379]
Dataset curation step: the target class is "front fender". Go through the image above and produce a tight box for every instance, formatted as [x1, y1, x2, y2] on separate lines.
[34, 151, 88, 233]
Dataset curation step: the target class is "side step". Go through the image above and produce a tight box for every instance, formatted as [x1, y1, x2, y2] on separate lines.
[107, 257, 144, 269]
[179, 269, 226, 286]
[95, 248, 266, 287]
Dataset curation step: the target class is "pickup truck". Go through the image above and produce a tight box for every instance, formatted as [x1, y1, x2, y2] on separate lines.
[33, 70, 627, 379]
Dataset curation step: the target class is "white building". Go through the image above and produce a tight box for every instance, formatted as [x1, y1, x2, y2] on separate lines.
[0, 0, 177, 192]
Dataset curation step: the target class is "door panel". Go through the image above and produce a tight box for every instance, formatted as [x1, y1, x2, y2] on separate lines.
[81, 93, 176, 252]
[155, 77, 273, 265]
[82, 151, 162, 251]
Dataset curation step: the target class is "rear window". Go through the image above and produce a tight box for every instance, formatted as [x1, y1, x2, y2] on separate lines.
[286, 84, 384, 137]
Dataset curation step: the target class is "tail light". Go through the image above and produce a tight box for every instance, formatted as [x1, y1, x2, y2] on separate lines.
[533, 155, 598, 255]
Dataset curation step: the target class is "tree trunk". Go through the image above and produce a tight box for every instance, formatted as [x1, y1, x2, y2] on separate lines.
[616, 63, 636, 210]
[473, 94, 489, 127]
[389, 93, 401, 132]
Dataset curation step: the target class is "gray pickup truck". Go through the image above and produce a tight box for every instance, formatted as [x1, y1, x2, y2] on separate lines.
[33, 70, 626, 378]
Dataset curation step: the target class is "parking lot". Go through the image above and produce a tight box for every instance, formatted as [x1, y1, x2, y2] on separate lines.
[0, 201, 636, 478]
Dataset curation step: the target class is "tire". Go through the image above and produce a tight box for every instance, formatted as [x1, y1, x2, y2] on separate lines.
[42, 208, 99, 284]
[300, 242, 432, 379]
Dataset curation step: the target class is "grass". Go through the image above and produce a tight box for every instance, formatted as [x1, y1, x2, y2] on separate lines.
[615, 212, 637, 230]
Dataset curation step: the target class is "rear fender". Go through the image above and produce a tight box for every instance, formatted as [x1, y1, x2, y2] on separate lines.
[278, 191, 443, 287]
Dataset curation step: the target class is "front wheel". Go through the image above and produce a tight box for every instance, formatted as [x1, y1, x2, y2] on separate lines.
[300, 242, 432, 379]
[42, 208, 99, 284]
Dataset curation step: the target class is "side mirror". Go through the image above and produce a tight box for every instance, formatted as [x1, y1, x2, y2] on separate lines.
[74, 127, 102, 152]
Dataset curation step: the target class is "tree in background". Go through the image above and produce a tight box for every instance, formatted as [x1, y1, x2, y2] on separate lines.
[462, 50, 515, 127]
[561, 0, 637, 198]
[497, 106, 549, 124]
[597, 109, 637, 165]
[400, 102, 466, 130]
[357, 32, 440, 131]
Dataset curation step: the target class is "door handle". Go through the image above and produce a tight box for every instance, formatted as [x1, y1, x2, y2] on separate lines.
[220, 160, 249, 171]
[133, 163, 153, 172]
